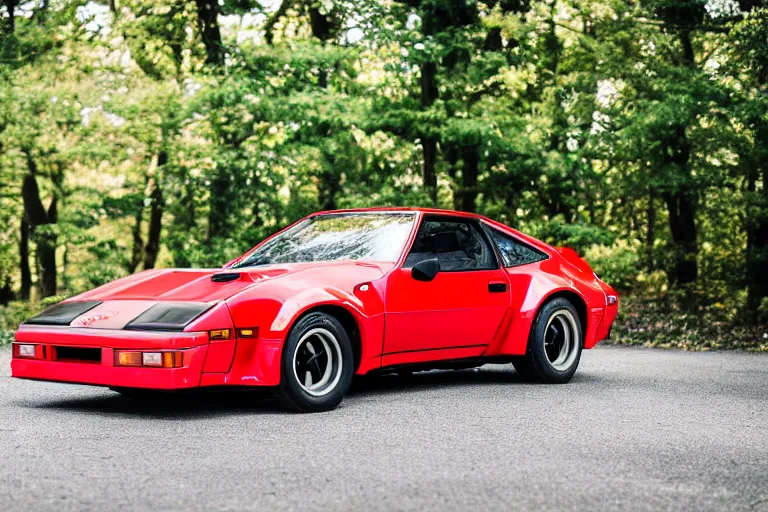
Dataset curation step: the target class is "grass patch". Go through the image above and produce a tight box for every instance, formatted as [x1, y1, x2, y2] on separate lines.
[608, 294, 768, 351]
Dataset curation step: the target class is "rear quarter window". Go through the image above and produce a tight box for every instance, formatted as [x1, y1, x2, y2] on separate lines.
[487, 227, 548, 268]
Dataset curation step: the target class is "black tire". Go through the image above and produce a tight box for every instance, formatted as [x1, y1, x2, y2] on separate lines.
[277, 312, 355, 413]
[511, 297, 583, 384]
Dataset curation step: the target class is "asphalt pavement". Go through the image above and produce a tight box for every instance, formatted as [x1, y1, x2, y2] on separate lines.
[1, 345, 767, 512]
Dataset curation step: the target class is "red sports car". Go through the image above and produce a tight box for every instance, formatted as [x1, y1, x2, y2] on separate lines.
[12, 208, 618, 412]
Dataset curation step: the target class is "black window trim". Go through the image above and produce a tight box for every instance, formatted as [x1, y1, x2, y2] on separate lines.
[481, 222, 550, 268]
[402, 214, 501, 272]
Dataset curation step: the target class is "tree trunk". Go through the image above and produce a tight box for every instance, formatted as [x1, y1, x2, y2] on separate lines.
[422, 139, 437, 203]
[143, 151, 166, 269]
[747, 128, 768, 313]
[143, 180, 163, 270]
[21, 156, 57, 298]
[680, 30, 695, 69]
[4, 0, 16, 35]
[647, 186, 656, 272]
[128, 177, 147, 273]
[308, 6, 335, 42]
[38, 231, 57, 297]
[420, 61, 438, 203]
[207, 170, 230, 242]
[458, 148, 479, 213]
[19, 216, 31, 300]
[306, 8, 343, 209]
[194, 0, 223, 66]
[0, 280, 10, 306]
[659, 117, 697, 286]
[654, 31, 698, 287]
[318, 169, 340, 211]
[745, 53, 768, 315]
[663, 190, 697, 285]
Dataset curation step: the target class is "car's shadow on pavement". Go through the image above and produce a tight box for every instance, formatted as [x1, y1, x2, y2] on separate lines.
[19, 388, 285, 419]
[349, 366, 521, 396]
[18, 366, 598, 418]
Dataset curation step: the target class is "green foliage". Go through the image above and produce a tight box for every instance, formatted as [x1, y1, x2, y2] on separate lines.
[0, 301, 39, 346]
[0, 0, 767, 347]
[611, 293, 768, 351]
[528, 217, 616, 253]
[0, 295, 66, 345]
[584, 241, 642, 291]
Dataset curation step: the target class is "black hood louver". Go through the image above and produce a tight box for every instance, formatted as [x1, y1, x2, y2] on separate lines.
[125, 302, 213, 331]
[25, 301, 102, 326]
[211, 272, 241, 283]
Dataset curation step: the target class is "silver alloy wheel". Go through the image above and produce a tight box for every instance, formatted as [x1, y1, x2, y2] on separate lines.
[292, 327, 343, 397]
[543, 310, 580, 371]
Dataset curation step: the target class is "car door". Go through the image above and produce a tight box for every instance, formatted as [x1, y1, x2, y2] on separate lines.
[382, 215, 511, 364]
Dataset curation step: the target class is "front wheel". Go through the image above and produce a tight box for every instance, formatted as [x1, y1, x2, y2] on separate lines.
[277, 312, 354, 412]
[511, 298, 583, 383]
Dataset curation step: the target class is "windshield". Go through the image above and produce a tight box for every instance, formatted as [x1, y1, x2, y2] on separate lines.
[231, 213, 417, 268]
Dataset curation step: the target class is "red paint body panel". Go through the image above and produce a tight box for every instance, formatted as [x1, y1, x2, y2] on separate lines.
[193, 302, 237, 373]
[383, 268, 510, 357]
[200, 338, 282, 387]
[12, 207, 619, 391]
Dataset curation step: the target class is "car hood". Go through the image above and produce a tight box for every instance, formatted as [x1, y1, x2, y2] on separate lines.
[69, 260, 392, 303]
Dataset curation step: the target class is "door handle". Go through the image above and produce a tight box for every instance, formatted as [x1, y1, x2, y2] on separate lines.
[488, 282, 507, 293]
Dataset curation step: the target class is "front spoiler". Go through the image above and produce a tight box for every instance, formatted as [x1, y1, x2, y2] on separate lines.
[11, 346, 207, 389]
[11, 325, 210, 389]
[11, 325, 283, 389]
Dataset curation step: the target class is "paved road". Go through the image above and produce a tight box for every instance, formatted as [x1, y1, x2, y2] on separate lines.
[1, 346, 767, 512]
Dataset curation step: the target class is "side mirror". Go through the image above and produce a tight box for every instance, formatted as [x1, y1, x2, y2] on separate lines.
[411, 258, 439, 282]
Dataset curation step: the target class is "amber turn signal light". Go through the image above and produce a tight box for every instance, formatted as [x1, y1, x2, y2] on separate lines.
[237, 328, 258, 338]
[115, 350, 184, 368]
[209, 329, 231, 341]
[163, 351, 183, 368]
[117, 351, 142, 366]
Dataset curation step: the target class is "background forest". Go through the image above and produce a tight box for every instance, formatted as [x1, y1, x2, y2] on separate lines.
[0, 0, 767, 349]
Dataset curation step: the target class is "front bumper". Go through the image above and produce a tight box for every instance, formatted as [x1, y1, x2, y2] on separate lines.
[11, 326, 209, 390]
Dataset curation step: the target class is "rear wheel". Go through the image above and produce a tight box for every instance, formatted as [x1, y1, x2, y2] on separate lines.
[277, 312, 354, 412]
[512, 297, 583, 383]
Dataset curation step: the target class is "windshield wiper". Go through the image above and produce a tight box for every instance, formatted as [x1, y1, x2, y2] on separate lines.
[234, 256, 271, 268]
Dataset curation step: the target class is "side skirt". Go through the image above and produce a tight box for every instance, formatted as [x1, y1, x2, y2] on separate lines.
[368, 355, 515, 376]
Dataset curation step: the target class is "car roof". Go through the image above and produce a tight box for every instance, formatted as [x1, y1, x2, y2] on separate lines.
[311, 207, 484, 220]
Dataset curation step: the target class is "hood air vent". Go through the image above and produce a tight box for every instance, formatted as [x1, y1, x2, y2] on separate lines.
[211, 272, 240, 283]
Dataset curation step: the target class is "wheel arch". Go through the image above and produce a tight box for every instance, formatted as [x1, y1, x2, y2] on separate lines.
[287, 304, 363, 373]
[534, 289, 588, 346]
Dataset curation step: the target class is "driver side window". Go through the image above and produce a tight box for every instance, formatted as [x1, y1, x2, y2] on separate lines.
[403, 219, 496, 271]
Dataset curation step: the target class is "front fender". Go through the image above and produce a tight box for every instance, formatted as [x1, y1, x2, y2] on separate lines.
[224, 283, 386, 383]
[270, 286, 386, 375]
